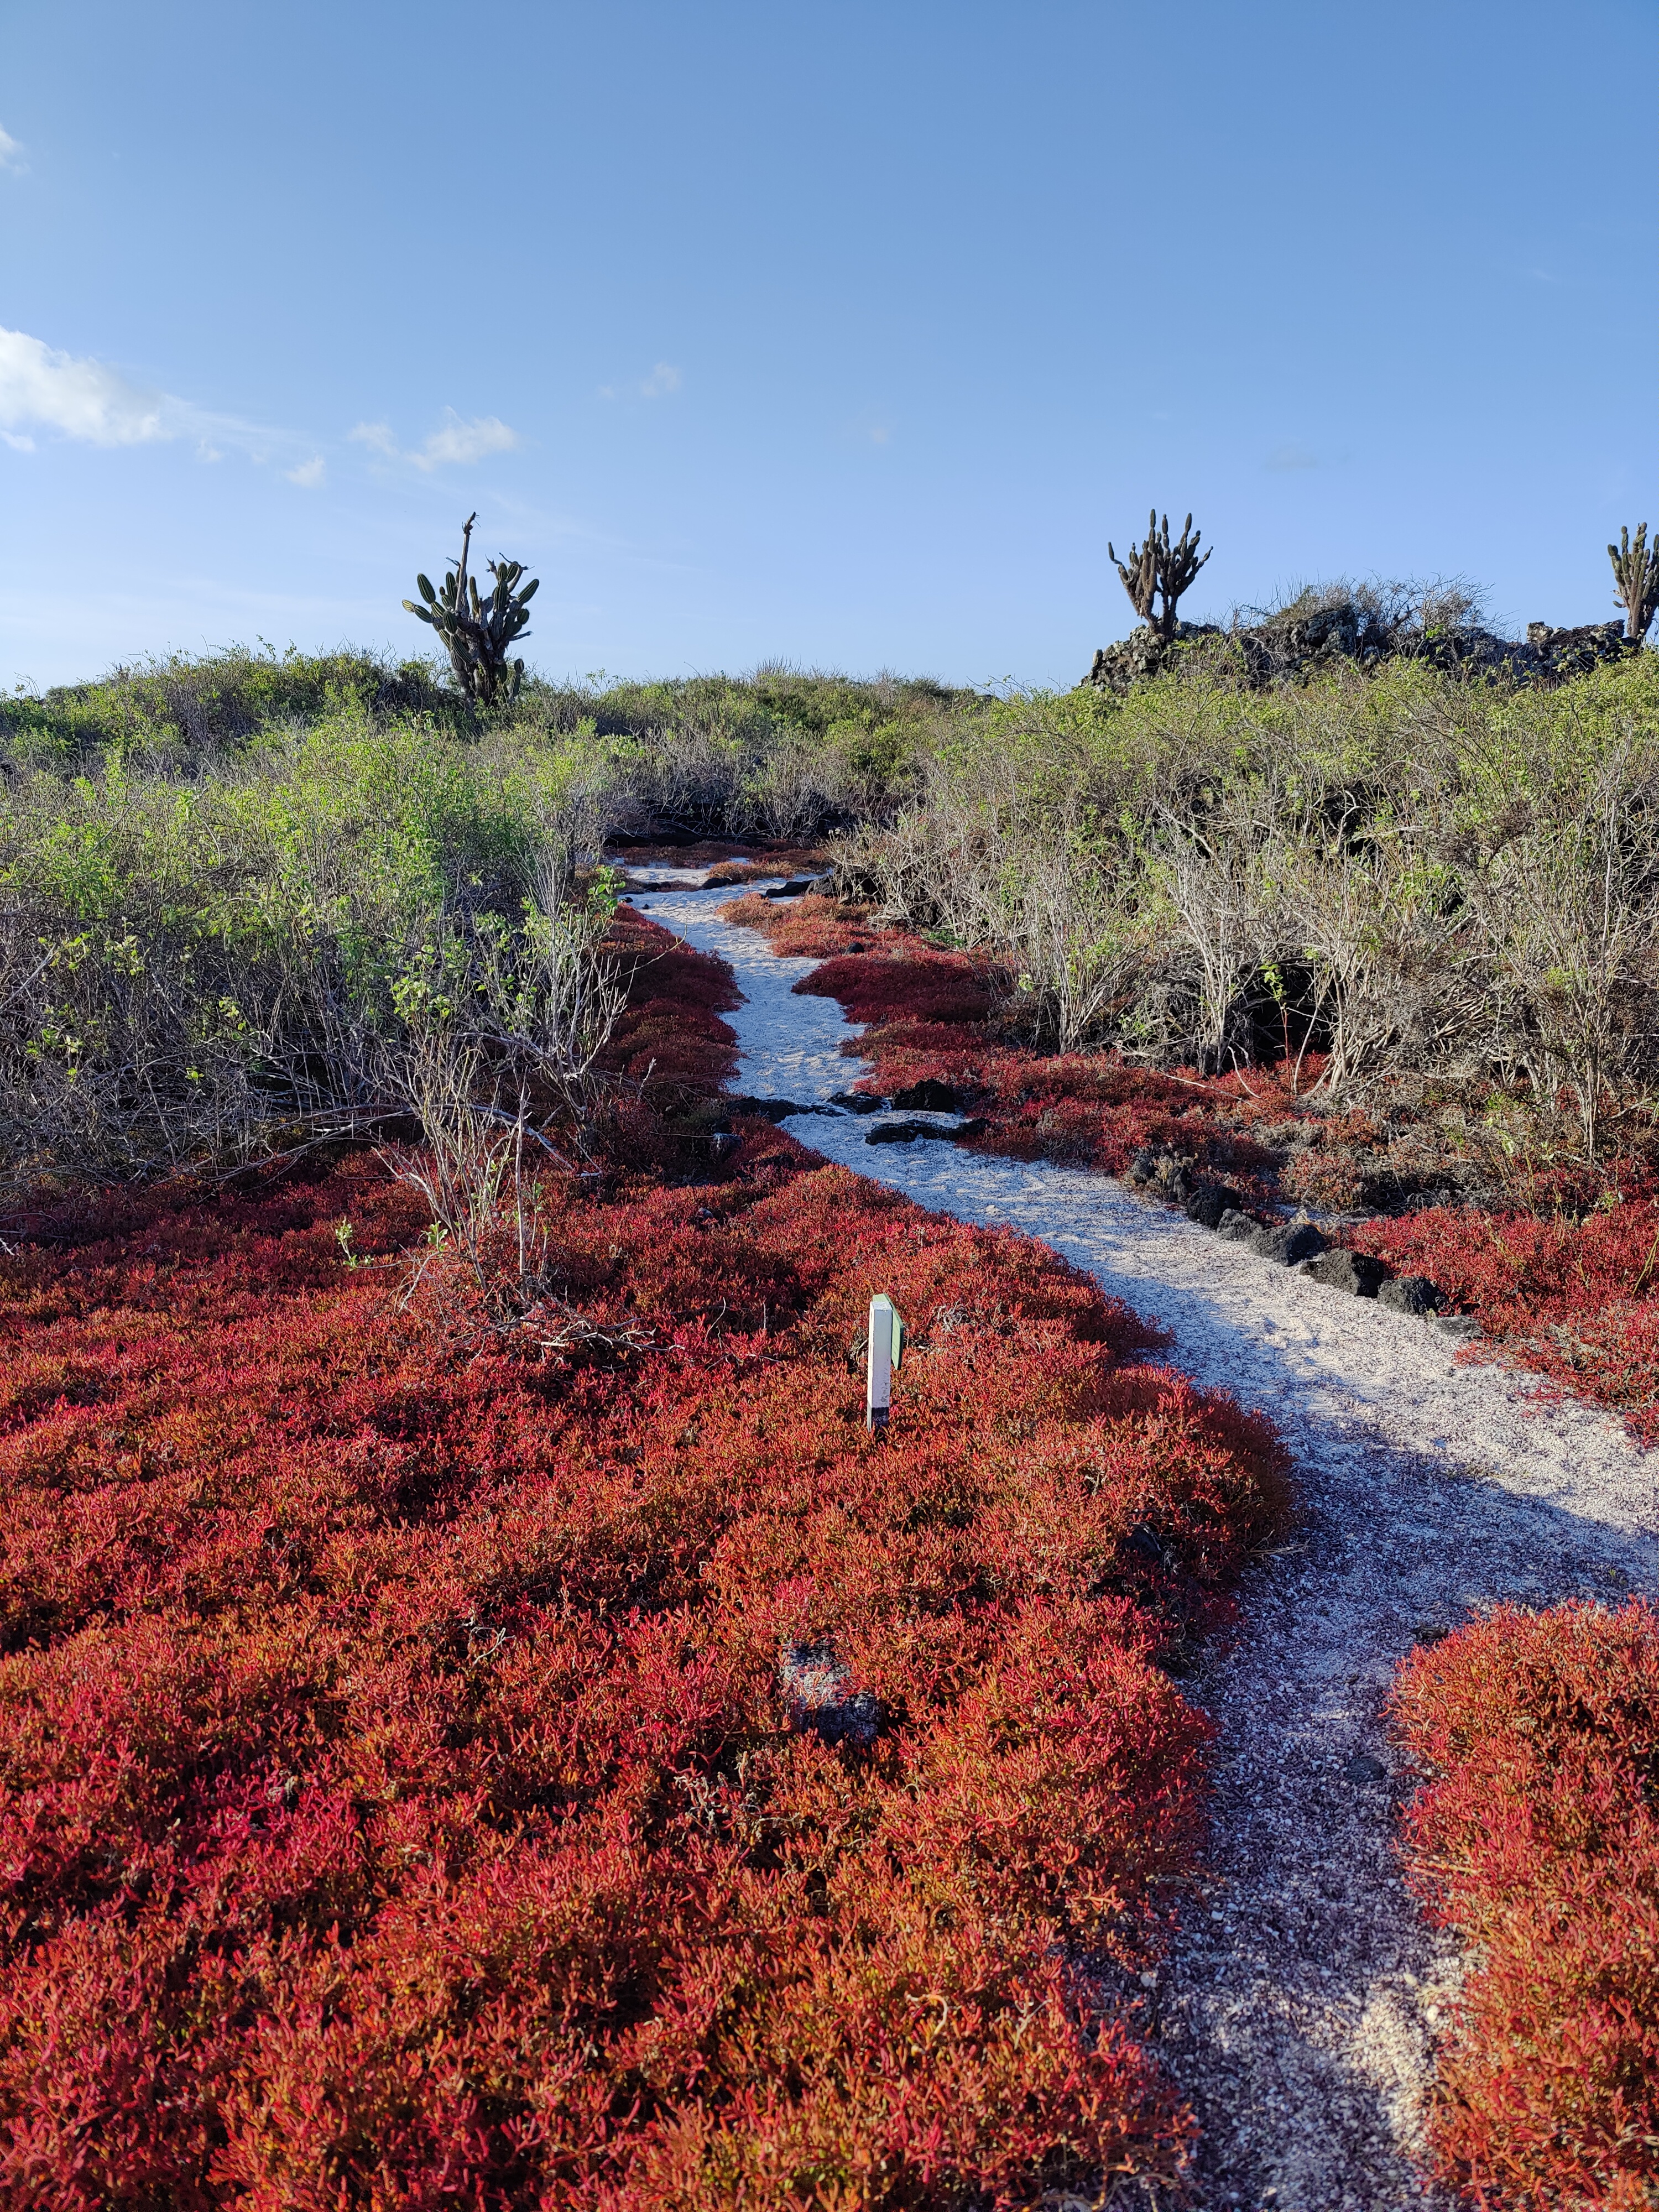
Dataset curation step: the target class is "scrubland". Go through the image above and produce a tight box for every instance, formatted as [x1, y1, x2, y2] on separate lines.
[3, 633, 1658, 2204]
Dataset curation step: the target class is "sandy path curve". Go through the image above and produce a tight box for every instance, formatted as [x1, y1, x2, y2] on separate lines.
[638, 878, 1659, 2212]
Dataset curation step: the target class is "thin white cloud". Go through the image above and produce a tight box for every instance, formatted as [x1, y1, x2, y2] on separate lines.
[349, 409, 520, 469]
[600, 363, 684, 401]
[413, 410, 519, 468]
[2, 430, 34, 452]
[286, 455, 326, 488]
[348, 419, 399, 458]
[0, 325, 168, 446]
[0, 126, 25, 175]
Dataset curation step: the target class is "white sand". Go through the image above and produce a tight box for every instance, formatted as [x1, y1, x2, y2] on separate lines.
[635, 879, 1659, 2211]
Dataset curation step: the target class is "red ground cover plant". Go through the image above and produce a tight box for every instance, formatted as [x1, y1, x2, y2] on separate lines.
[1391, 1600, 1659, 2210]
[724, 892, 1659, 1443]
[0, 919, 1291, 2208]
[1350, 1199, 1659, 1446]
[718, 895, 1277, 1184]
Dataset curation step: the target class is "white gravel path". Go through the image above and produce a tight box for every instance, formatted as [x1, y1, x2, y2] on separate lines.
[634, 879, 1659, 2212]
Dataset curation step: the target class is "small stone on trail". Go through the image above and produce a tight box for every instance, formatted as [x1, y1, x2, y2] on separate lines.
[1344, 1751, 1387, 1783]
[1431, 1311, 1480, 1341]
[830, 1091, 885, 1114]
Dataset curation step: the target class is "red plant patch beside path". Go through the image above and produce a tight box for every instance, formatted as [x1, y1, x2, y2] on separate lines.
[0, 928, 1291, 2205]
[1391, 1600, 1659, 2210]
[727, 893, 1659, 1442]
[1348, 1199, 1659, 1444]
[718, 894, 1278, 1192]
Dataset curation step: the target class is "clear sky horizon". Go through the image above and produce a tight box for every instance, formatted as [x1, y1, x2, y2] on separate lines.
[2, 0, 1655, 692]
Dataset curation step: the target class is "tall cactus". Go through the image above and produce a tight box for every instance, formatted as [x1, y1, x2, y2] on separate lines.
[404, 513, 539, 707]
[1108, 513, 1160, 623]
[1108, 509, 1212, 638]
[1152, 512, 1211, 639]
[1609, 523, 1658, 644]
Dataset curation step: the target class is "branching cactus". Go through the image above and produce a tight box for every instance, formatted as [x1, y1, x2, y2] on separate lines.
[1108, 513, 1160, 623]
[404, 513, 539, 706]
[1108, 509, 1212, 638]
[1152, 512, 1211, 638]
[1609, 523, 1658, 644]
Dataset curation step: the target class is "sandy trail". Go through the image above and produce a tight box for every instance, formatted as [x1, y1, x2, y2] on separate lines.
[636, 878, 1659, 2212]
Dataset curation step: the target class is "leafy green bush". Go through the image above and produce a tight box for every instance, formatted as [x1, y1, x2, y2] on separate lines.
[0, 709, 608, 1188]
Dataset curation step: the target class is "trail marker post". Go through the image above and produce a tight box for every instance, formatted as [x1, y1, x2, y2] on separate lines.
[865, 1294, 905, 1432]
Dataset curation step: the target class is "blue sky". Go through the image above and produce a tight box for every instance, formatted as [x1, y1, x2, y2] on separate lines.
[2, 0, 1655, 690]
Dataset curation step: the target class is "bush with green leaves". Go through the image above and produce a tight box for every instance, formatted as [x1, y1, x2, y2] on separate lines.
[0, 710, 612, 1192]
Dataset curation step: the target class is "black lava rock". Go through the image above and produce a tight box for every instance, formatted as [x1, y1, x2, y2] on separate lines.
[830, 1091, 885, 1114]
[865, 1119, 946, 1145]
[1305, 1248, 1388, 1297]
[1250, 1220, 1328, 1265]
[1378, 1274, 1442, 1316]
[728, 1096, 831, 1123]
[1217, 1209, 1259, 1242]
[890, 1078, 961, 1112]
[779, 1642, 882, 1749]
[1185, 1183, 1243, 1230]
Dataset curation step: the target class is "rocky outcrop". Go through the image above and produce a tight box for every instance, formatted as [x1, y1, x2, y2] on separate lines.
[1082, 609, 1635, 696]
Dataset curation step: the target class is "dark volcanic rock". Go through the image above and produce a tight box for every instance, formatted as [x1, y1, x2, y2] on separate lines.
[890, 1078, 961, 1112]
[1250, 1220, 1328, 1265]
[866, 1119, 952, 1145]
[1217, 1209, 1260, 1243]
[1305, 1249, 1389, 1298]
[1186, 1183, 1244, 1230]
[830, 1090, 885, 1114]
[779, 1642, 881, 1749]
[1378, 1274, 1442, 1316]
[728, 1096, 831, 1123]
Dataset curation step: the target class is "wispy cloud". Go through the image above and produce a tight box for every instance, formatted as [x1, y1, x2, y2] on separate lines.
[349, 409, 520, 469]
[1266, 441, 1320, 472]
[0, 325, 168, 446]
[413, 410, 519, 468]
[0, 126, 25, 175]
[348, 419, 399, 458]
[286, 455, 326, 489]
[600, 362, 684, 401]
